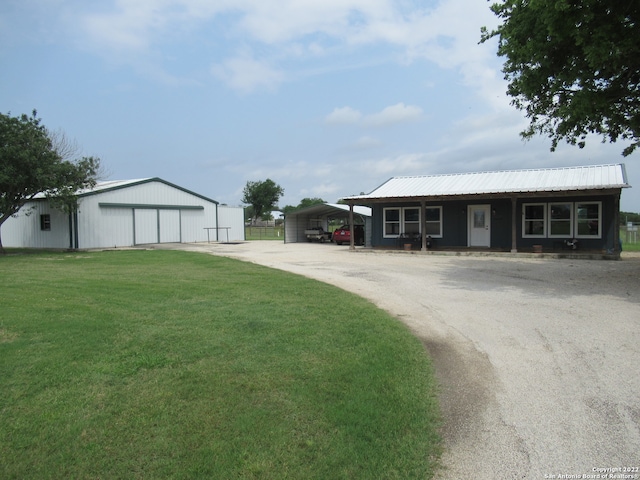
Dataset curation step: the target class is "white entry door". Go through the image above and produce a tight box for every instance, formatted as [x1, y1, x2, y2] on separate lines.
[469, 205, 491, 247]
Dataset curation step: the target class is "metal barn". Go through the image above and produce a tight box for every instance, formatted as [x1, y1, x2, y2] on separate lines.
[1, 178, 244, 249]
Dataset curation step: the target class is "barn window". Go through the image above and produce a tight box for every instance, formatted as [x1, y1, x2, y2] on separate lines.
[425, 207, 442, 237]
[40, 214, 51, 231]
[576, 202, 601, 238]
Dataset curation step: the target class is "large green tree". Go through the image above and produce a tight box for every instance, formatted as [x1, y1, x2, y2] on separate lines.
[481, 0, 640, 156]
[0, 111, 101, 253]
[241, 178, 284, 224]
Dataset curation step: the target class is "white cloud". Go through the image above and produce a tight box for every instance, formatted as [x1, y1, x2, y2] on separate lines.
[72, 0, 501, 95]
[363, 102, 423, 127]
[211, 54, 285, 93]
[326, 103, 422, 127]
[325, 106, 363, 124]
[352, 136, 383, 149]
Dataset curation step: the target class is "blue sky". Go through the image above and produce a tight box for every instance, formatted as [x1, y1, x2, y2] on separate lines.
[1, 0, 637, 211]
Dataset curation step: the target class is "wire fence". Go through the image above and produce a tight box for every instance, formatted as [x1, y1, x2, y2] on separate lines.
[621, 225, 639, 245]
[245, 226, 284, 240]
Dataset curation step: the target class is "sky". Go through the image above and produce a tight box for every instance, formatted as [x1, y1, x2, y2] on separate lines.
[1, 0, 638, 212]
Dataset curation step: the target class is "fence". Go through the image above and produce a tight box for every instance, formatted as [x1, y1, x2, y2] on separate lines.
[245, 226, 284, 240]
[621, 224, 639, 245]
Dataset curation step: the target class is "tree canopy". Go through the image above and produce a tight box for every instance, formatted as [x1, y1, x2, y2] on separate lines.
[241, 178, 284, 224]
[481, 0, 640, 156]
[0, 110, 101, 252]
[281, 197, 326, 215]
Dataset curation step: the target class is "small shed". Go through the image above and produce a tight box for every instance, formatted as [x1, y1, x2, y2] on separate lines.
[343, 164, 630, 256]
[284, 203, 372, 244]
[1, 178, 245, 249]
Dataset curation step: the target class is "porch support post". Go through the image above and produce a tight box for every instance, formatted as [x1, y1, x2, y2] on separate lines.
[613, 192, 621, 257]
[349, 202, 355, 251]
[420, 199, 427, 251]
[510, 196, 518, 253]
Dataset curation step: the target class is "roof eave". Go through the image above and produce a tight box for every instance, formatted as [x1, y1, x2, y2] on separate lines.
[344, 187, 627, 204]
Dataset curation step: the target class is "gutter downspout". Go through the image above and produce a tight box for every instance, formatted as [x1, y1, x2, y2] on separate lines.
[215, 203, 219, 242]
[68, 213, 74, 249]
[73, 211, 79, 249]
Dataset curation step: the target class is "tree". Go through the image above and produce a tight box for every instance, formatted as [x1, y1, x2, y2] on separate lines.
[0, 110, 101, 253]
[241, 179, 284, 224]
[481, 0, 640, 156]
[281, 197, 326, 215]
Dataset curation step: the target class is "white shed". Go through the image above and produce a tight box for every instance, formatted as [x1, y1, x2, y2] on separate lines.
[1, 178, 245, 249]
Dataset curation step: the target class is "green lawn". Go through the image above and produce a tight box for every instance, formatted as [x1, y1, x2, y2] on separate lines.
[0, 250, 441, 479]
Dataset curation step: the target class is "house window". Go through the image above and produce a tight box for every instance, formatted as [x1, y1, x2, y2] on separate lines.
[522, 204, 546, 237]
[425, 207, 442, 237]
[40, 214, 51, 231]
[383, 208, 401, 237]
[549, 203, 573, 237]
[383, 207, 422, 238]
[576, 202, 601, 238]
[403, 208, 421, 235]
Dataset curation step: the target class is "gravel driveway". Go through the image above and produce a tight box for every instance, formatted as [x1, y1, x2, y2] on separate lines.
[167, 241, 640, 479]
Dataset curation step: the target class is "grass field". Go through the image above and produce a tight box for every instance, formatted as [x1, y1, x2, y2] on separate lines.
[0, 250, 441, 479]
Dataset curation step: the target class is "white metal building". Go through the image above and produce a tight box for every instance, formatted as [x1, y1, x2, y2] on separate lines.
[1, 178, 245, 249]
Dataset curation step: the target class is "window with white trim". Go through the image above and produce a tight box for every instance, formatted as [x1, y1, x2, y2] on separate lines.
[383, 208, 400, 237]
[383, 207, 422, 238]
[522, 203, 546, 238]
[521, 201, 603, 239]
[576, 202, 601, 238]
[425, 206, 442, 237]
[548, 203, 573, 237]
[403, 207, 421, 235]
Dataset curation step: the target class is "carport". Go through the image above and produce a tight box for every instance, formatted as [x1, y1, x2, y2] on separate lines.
[284, 203, 371, 245]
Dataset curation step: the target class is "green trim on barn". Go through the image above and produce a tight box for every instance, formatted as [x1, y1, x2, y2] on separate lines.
[99, 203, 204, 210]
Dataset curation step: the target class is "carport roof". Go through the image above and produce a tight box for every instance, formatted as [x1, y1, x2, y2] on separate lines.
[285, 203, 371, 218]
[343, 163, 629, 202]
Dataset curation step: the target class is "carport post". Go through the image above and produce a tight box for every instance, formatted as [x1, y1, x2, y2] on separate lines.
[349, 203, 355, 250]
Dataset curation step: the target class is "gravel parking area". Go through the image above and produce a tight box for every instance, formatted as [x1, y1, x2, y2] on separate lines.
[164, 241, 640, 479]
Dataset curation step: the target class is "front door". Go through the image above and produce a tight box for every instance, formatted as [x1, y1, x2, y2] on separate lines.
[469, 205, 491, 247]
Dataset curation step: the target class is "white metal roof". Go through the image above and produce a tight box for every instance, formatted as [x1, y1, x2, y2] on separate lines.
[32, 178, 218, 204]
[345, 164, 629, 200]
[325, 203, 372, 217]
[76, 178, 151, 195]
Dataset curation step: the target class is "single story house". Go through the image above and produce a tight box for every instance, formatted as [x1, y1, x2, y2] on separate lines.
[1, 178, 245, 249]
[284, 203, 372, 244]
[342, 164, 630, 256]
